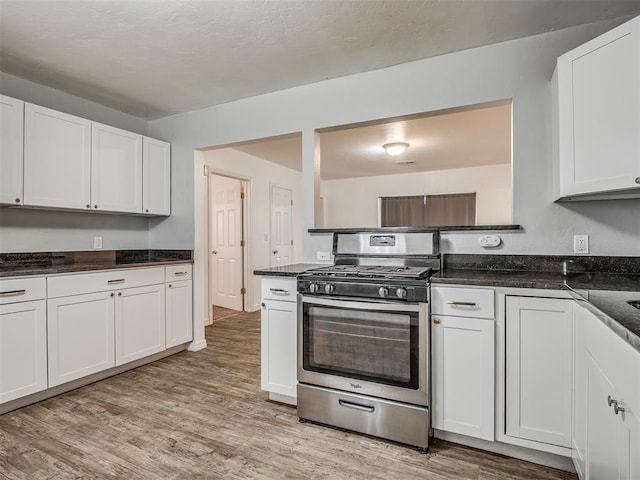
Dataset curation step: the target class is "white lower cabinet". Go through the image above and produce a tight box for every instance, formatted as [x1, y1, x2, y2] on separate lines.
[260, 277, 297, 402]
[115, 284, 165, 366]
[573, 302, 640, 480]
[431, 314, 495, 440]
[47, 291, 115, 387]
[0, 299, 47, 403]
[166, 280, 193, 348]
[505, 296, 573, 448]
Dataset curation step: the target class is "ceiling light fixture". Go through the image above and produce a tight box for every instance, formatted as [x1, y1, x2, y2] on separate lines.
[382, 142, 409, 156]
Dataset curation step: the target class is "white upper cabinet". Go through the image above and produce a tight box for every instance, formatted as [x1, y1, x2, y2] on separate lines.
[142, 137, 171, 215]
[23, 103, 92, 209]
[555, 16, 640, 200]
[0, 95, 24, 205]
[91, 122, 143, 213]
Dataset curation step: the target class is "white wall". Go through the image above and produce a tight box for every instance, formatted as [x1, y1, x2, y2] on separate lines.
[149, 18, 639, 257]
[202, 148, 303, 310]
[321, 164, 512, 228]
[0, 72, 152, 252]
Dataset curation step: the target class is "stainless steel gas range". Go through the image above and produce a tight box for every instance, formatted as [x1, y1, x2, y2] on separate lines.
[296, 231, 440, 452]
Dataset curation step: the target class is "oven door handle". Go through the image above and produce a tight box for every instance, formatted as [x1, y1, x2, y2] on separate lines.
[299, 295, 423, 312]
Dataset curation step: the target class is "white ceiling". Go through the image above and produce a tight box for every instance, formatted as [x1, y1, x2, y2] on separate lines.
[227, 101, 511, 180]
[1, 0, 638, 119]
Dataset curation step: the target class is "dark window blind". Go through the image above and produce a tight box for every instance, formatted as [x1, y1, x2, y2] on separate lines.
[380, 193, 476, 227]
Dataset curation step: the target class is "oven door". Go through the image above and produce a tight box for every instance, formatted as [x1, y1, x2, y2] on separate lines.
[298, 294, 428, 406]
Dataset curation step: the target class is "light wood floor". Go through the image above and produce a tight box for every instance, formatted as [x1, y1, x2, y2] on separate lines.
[0, 311, 577, 479]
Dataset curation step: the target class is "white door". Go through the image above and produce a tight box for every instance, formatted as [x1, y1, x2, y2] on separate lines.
[209, 174, 244, 311]
[115, 284, 165, 366]
[270, 185, 292, 267]
[91, 122, 143, 213]
[23, 103, 91, 210]
[431, 314, 495, 441]
[505, 296, 573, 447]
[0, 95, 24, 205]
[47, 291, 115, 387]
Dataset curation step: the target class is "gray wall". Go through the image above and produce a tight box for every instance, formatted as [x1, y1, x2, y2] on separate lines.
[149, 19, 640, 258]
[0, 72, 151, 252]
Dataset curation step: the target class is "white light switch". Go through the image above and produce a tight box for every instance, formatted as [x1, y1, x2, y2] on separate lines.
[317, 251, 331, 261]
[478, 235, 501, 248]
[93, 236, 103, 249]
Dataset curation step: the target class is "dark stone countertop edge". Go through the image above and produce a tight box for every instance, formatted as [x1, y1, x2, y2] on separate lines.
[0, 258, 194, 278]
[253, 263, 326, 277]
[308, 225, 522, 234]
[433, 269, 640, 355]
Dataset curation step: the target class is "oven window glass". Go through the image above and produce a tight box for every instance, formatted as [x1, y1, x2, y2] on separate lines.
[303, 304, 419, 389]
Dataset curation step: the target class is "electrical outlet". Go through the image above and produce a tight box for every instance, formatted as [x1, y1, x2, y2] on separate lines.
[93, 236, 103, 249]
[573, 235, 589, 254]
[316, 251, 330, 261]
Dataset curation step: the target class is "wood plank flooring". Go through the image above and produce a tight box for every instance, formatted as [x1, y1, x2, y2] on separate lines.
[0, 311, 577, 479]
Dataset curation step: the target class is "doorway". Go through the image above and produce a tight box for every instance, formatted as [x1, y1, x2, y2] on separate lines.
[209, 173, 247, 320]
[270, 184, 293, 267]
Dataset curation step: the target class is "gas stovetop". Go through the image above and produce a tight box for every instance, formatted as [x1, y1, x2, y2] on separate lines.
[305, 264, 434, 280]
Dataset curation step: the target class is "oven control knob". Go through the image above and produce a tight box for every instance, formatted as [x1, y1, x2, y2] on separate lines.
[378, 287, 389, 298]
[395, 287, 407, 299]
[309, 283, 319, 293]
[324, 283, 335, 294]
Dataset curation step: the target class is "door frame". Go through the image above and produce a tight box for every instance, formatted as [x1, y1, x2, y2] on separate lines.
[194, 151, 252, 329]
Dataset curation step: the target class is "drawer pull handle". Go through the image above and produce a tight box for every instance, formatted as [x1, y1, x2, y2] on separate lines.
[174, 271, 188, 276]
[107, 279, 126, 284]
[270, 288, 290, 296]
[338, 399, 375, 413]
[0, 289, 27, 297]
[446, 301, 477, 307]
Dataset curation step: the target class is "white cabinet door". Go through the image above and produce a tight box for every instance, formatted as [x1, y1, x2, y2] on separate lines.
[166, 280, 192, 348]
[0, 300, 47, 403]
[619, 407, 640, 480]
[556, 17, 640, 198]
[0, 95, 24, 205]
[432, 314, 495, 440]
[261, 298, 296, 398]
[115, 284, 165, 366]
[91, 122, 143, 213]
[142, 137, 170, 215]
[505, 297, 572, 447]
[24, 103, 91, 209]
[572, 303, 588, 478]
[47, 292, 115, 387]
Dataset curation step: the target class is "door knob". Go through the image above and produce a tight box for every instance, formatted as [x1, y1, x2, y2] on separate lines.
[212, 251, 217, 254]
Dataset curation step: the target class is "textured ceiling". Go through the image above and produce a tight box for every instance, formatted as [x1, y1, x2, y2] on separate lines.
[1, 0, 639, 119]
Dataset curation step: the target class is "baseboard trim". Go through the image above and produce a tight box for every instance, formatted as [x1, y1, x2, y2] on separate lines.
[434, 430, 576, 473]
[268, 392, 297, 406]
[1, 344, 188, 415]
[187, 339, 207, 351]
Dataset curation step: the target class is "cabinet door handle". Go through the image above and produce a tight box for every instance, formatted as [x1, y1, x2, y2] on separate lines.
[261, 302, 266, 308]
[635, 177, 640, 184]
[107, 279, 125, 284]
[446, 301, 477, 307]
[269, 288, 290, 296]
[433, 318, 440, 324]
[608, 395, 625, 414]
[118, 292, 122, 296]
[110, 292, 114, 297]
[0, 289, 26, 297]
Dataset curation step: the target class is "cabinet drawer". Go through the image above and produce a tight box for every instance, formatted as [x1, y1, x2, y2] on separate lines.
[0, 277, 46, 304]
[431, 286, 495, 319]
[261, 277, 297, 302]
[48, 267, 165, 298]
[165, 264, 192, 282]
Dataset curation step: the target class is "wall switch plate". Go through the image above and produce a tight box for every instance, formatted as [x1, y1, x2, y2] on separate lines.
[478, 235, 501, 248]
[93, 236, 103, 249]
[573, 235, 589, 254]
[317, 251, 331, 261]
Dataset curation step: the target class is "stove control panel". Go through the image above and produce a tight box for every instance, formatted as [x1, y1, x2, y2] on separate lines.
[297, 279, 428, 303]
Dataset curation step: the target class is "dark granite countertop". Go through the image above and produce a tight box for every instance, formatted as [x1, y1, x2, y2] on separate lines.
[0, 250, 193, 278]
[253, 263, 325, 277]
